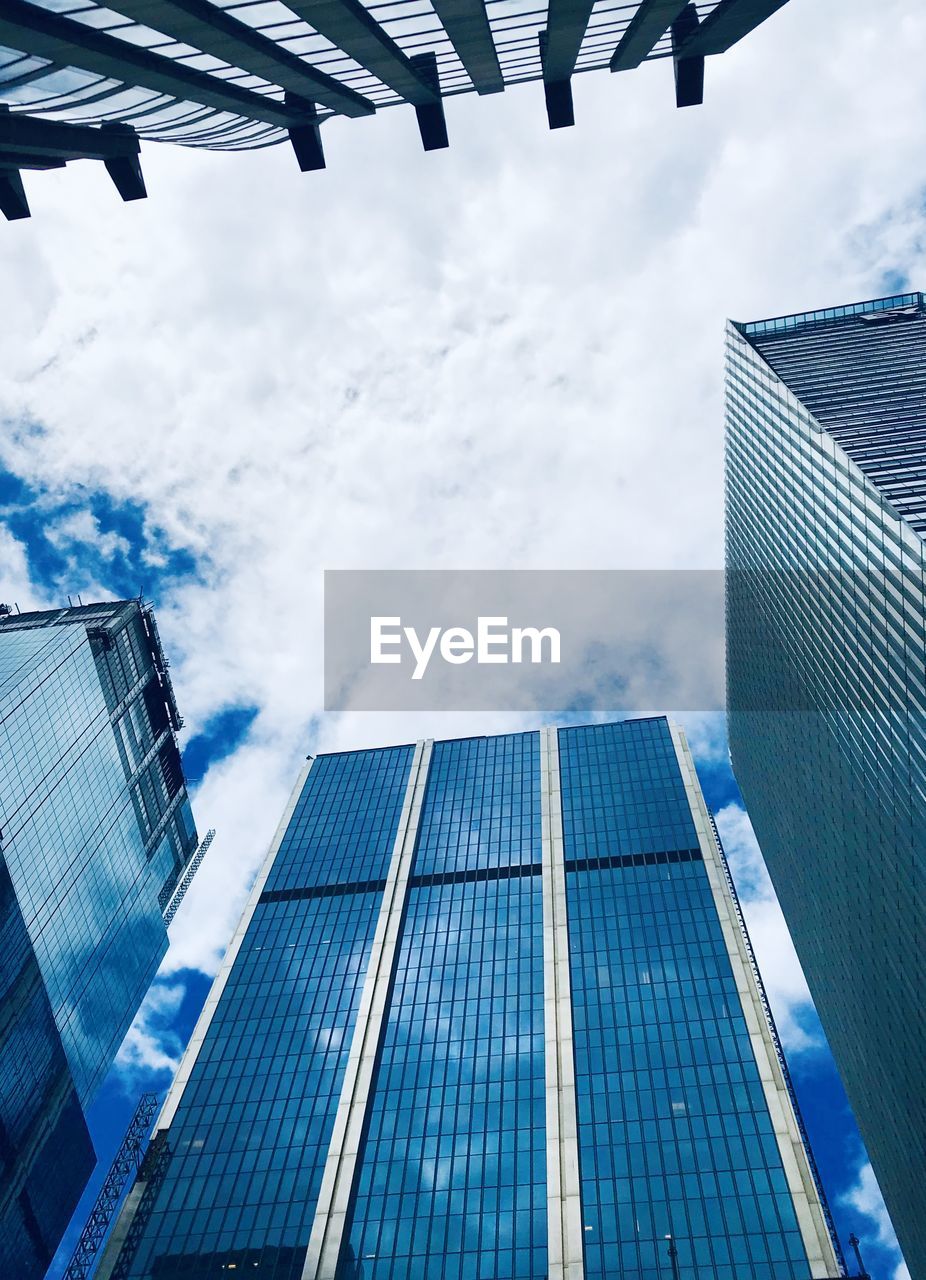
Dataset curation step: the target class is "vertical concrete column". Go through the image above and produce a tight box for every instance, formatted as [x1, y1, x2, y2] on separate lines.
[669, 722, 840, 1280]
[540, 726, 586, 1280]
[302, 739, 433, 1280]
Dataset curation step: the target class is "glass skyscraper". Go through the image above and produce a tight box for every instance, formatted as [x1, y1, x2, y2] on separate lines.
[725, 292, 926, 1280]
[0, 598, 200, 1278]
[99, 718, 839, 1280]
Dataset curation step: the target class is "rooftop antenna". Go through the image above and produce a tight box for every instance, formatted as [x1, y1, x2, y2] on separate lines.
[848, 1234, 869, 1279]
[77, 593, 83, 606]
[665, 1236, 681, 1280]
[67, 594, 73, 607]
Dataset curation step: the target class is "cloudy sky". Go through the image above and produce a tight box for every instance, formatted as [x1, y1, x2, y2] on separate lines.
[2, 0, 924, 1274]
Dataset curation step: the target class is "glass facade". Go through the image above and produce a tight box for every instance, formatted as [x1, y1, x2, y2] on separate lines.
[103, 719, 838, 1280]
[0, 599, 199, 1279]
[561, 722, 810, 1280]
[112, 745, 414, 1280]
[725, 297, 926, 1280]
[345, 735, 546, 1280]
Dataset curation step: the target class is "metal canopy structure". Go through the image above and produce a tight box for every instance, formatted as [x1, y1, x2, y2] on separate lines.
[0, 0, 792, 218]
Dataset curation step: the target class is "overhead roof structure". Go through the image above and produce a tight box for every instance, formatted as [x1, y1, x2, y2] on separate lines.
[0, 0, 790, 218]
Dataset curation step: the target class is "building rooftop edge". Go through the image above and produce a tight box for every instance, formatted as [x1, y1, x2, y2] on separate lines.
[311, 716, 674, 759]
[732, 290, 925, 339]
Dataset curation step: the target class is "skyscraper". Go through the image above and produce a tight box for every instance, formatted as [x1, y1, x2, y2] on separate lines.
[725, 292, 926, 1280]
[0, 0, 789, 219]
[0, 598, 200, 1278]
[99, 718, 839, 1280]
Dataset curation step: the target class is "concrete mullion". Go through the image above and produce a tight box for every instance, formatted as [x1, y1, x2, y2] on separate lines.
[302, 739, 433, 1280]
[540, 726, 585, 1280]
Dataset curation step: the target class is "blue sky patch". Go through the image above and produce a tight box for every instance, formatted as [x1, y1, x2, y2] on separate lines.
[182, 704, 260, 785]
[0, 465, 201, 604]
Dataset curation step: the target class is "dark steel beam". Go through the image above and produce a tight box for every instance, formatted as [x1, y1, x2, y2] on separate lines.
[101, 123, 147, 198]
[285, 0, 440, 105]
[429, 0, 503, 94]
[609, 0, 688, 71]
[286, 91, 326, 169]
[0, 108, 142, 162]
[0, 0, 368, 127]
[409, 52, 448, 150]
[538, 31, 574, 129]
[0, 167, 30, 220]
[672, 2, 703, 106]
[0, 99, 147, 200]
[673, 0, 789, 57]
[106, 0, 372, 116]
[0, 152, 65, 170]
[541, 0, 594, 83]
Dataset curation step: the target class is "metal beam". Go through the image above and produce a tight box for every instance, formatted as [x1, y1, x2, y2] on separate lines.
[106, 0, 372, 116]
[671, 2, 703, 106]
[430, 0, 503, 94]
[0, 109, 142, 162]
[285, 0, 440, 105]
[286, 92, 326, 170]
[103, 157, 146, 200]
[409, 52, 448, 150]
[674, 0, 789, 57]
[541, 0, 594, 83]
[0, 167, 29, 220]
[538, 32, 574, 129]
[0, 153, 65, 170]
[609, 0, 688, 71]
[0, 0, 369, 126]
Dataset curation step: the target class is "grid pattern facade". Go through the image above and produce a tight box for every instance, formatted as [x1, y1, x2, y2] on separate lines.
[0, 599, 197, 1280]
[560, 720, 812, 1280]
[346, 875, 546, 1280]
[106, 720, 833, 1280]
[345, 733, 546, 1280]
[112, 745, 415, 1280]
[725, 303, 926, 1280]
[413, 733, 540, 875]
[0, 0, 726, 151]
[0, 856, 95, 1277]
[0, 601, 197, 1103]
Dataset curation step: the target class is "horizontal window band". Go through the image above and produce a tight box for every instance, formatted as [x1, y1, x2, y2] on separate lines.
[256, 847, 703, 905]
[566, 847, 703, 873]
[410, 861, 542, 888]
[259, 878, 388, 903]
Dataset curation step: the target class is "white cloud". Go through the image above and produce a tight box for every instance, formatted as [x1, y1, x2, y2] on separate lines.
[842, 1155, 910, 1280]
[713, 801, 822, 1054]
[114, 981, 187, 1088]
[0, 528, 46, 612]
[1, 0, 925, 983]
[45, 509, 131, 560]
